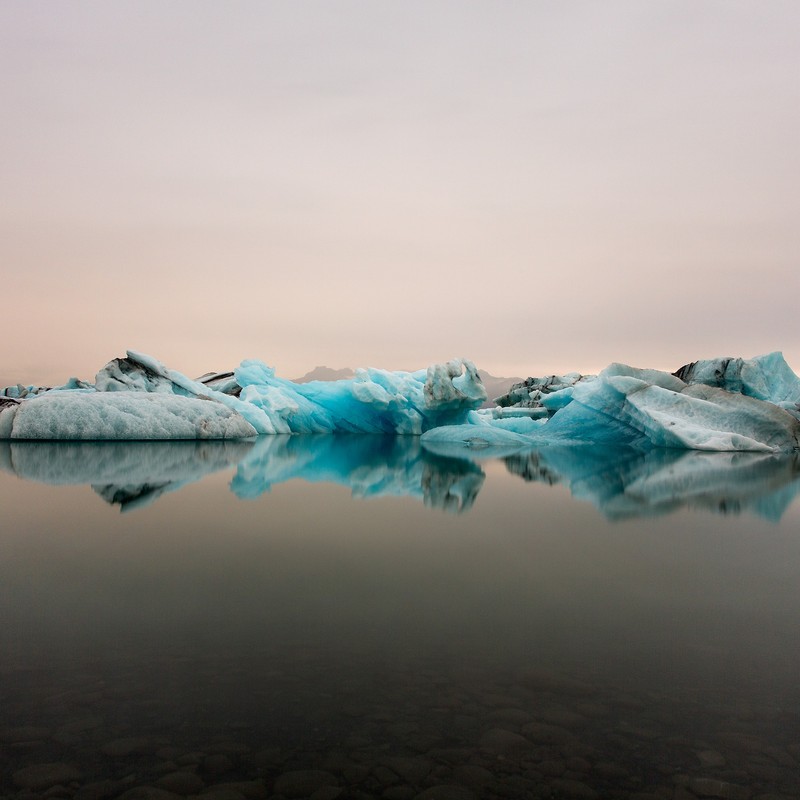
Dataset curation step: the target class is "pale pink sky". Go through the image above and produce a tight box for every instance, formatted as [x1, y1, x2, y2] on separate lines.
[1, 1, 798, 387]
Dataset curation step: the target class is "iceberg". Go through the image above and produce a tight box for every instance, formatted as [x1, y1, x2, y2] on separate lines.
[425, 356, 800, 454]
[0, 351, 486, 440]
[673, 351, 800, 419]
[3, 392, 258, 441]
[494, 371, 595, 413]
[232, 356, 486, 434]
[2, 349, 798, 452]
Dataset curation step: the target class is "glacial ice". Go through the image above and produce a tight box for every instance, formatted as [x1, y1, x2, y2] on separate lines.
[1, 351, 486, 440]
[674, 351, 800, 419]
[494, 371, 594, 411]
[5, 392, 258, 441]
[1, 350, 798, 452]
[232, 356, 487, 434]
[423, 357, 800, 454]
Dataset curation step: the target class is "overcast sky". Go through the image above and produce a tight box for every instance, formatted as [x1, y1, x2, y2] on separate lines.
[2, 1, 798, 386]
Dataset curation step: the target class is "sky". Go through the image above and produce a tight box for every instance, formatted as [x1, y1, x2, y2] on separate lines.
[1, 1, 798, 386]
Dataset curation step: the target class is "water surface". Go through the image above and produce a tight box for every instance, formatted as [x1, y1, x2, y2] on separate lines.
[1, 438, 799, 799]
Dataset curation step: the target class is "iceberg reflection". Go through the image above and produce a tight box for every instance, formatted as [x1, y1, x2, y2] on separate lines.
[503, 446, 800, 521]
[1, 437, 798, 520]
[0, 440, 254, 512]
[231, 434, 484, 513]
[0, 436, 484, 515]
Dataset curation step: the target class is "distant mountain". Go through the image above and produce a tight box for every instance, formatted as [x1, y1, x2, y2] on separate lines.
[294, 366, 356, 383]
[478, 369, 524, 407]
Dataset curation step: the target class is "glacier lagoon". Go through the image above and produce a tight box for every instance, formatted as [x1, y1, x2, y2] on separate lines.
[2, 436, 800, 799]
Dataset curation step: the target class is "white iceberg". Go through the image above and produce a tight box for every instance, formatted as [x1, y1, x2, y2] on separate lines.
[3, 392, 257, 441]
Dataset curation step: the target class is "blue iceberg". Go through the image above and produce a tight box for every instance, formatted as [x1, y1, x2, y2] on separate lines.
[423, 355, 800, 454]
[0, 351, 486, 440]
[2, 350, 799, 452]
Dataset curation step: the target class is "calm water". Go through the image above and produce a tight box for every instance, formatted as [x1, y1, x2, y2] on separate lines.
[1, 437, 799, 800]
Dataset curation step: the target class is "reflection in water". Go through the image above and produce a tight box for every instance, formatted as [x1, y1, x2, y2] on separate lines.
[1, 436, 799, 519]
[504, 446, 800, 521]
[0, 440, 254, 511]
[231, 434, 483, 513]
[1, 438, 800, 798]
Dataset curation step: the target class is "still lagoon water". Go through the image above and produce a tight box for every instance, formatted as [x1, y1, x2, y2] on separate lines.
[1, 437, 799, 800]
